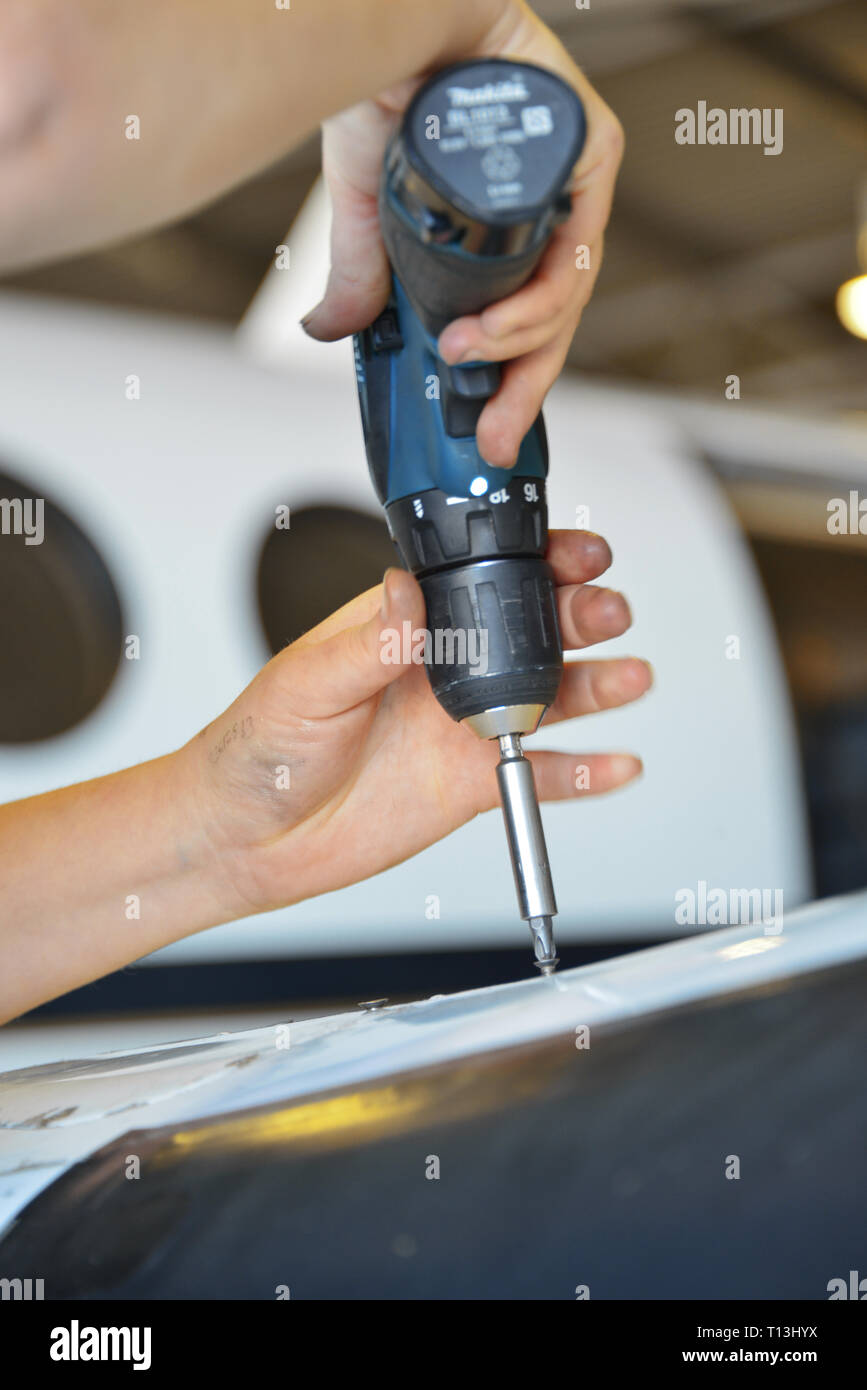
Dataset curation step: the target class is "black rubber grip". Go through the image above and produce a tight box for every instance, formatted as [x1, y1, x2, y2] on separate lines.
[386, 480, 562, 722]
[419, 556, 562, 723]
[380, 193, 545, 338]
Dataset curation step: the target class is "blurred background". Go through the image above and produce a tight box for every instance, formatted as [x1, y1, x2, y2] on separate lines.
[1, 0, 865, 1063]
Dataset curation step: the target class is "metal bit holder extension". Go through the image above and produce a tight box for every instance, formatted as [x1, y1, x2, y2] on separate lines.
[496, 732, 559, 975]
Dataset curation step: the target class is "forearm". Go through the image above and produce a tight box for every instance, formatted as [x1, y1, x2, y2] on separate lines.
[0, 748, 244, 1022]
[0, 0, 509, 271]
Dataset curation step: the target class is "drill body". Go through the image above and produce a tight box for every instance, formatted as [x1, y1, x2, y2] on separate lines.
[354, 59, 586, 972]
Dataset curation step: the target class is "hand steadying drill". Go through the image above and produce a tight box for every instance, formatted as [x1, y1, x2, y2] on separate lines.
[1, 536, 649, 1020]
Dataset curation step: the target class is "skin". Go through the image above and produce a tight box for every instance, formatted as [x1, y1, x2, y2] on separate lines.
[0, 2, 641, 1022]
[1, 536, 650, 1021]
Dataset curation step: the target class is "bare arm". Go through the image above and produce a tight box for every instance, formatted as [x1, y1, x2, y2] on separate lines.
[0, 0, 506, 270]
[0, 753, 246, 1019]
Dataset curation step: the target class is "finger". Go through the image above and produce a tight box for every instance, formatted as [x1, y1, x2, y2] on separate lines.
[300, 108, 396, 341]
[544, 657, 653, 724]
[557, 585, 631, 651]
[476, 326, 574, 467]
[492, 15, 625, 244]
[439, 300, 573, 369]
[433, 17, 624, 413]
[275, 568, 425, 719]
[296, 532, 617, 647]
[474, 750, 642, 811]
[292, 582, 384, 648]
[530, 750, 643, 802]
[477, 231, 604, 343]
[547, 529, 612, 584]
[567, 106, 625, 249]
[300, 175, 389, 340]
[438, 234, 602, 366]
[293, 530, 619, 650]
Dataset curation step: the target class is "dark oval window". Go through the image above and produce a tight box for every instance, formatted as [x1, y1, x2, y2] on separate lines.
[0, 468, 124, 742]
[257, 505, 397, 654]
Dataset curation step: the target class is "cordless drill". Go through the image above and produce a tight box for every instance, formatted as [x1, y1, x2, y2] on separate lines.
[354, 59, 586, 975]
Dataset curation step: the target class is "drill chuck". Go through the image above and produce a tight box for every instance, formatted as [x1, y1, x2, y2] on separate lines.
[386, 470, 561, 728]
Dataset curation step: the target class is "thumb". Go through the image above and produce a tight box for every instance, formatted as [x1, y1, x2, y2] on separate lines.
[276, 569, 426, 719]
[301, 115, 394, 341]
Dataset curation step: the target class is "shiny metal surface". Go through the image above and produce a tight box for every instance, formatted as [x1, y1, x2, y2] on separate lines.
[495, 732, 559, 972]
[527, 916, 559, 976]
[3, 930, 867, 1299]
[1, 891, 866, 1244]
[461, 703, 547, 739]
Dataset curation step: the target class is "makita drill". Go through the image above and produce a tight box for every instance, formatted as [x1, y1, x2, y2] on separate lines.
[354, 58, 586, 974]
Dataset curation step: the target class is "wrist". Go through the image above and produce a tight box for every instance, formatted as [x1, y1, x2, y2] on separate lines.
[168, 735, 271, 927]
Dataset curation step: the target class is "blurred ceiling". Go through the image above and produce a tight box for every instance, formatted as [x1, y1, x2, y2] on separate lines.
[4, 0, 865, 408]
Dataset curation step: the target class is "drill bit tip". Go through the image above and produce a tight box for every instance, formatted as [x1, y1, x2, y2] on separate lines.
[528, 914, 559, 975]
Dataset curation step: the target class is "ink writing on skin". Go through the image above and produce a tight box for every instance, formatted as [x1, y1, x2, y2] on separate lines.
[209, 716, 254, 764]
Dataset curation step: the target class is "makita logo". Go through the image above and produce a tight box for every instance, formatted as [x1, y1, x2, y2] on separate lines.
[447, 81, 529, 106]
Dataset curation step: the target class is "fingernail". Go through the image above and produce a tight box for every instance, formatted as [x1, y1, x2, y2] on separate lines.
[595, 588, 628, 618]
[478, 448, 517, 470]
[437, 335, 456, 363]
[609, 753, 642, 781]
[438, 338, 481, 366]
[582, 533, 612, 568]
[615, 658, 652, 695]
[300, 304, 323, 334]
[479, 309, 507, 339]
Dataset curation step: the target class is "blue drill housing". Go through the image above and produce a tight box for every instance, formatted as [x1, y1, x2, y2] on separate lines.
[355, 276, 548, 508]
